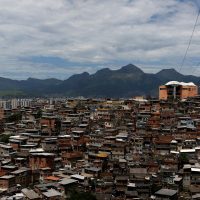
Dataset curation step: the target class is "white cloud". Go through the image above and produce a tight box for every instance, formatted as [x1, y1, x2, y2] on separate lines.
[0, 0, 199, 79]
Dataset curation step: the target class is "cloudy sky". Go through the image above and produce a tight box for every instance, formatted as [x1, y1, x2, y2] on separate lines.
[0, 0, 200, 79]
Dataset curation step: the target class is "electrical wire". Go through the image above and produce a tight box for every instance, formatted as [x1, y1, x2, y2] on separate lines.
[179, 9, 200, 72]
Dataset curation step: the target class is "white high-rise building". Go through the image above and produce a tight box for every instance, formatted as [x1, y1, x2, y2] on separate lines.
[11, 99, 19, 109]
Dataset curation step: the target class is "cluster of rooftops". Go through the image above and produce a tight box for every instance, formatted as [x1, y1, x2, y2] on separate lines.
[1, 96, 200, 199]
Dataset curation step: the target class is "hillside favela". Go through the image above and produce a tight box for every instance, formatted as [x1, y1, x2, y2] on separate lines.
[1, 1, 200, 200]
[0, 66, 200, 200]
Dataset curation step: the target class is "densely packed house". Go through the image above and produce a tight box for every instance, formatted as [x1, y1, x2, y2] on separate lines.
[0, 96, 200, 199]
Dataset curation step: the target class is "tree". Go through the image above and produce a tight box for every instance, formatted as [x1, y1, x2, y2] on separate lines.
[35, 109, 42, 119]
[179, 153, 189, 163]
[0, 134, 10, 143]
[179, 153, 189, 169]
[7, 112, 22, 122]
[69, 191, 97, 200]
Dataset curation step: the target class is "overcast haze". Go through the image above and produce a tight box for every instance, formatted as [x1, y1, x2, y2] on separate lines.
[0, 0, 200, 79]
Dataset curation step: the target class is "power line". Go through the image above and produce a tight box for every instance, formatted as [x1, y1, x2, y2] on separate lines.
[179, 9, 200, 72]
[191, 62, 200, 75]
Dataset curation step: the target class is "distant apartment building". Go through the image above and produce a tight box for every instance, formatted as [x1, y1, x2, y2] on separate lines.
[11, 99, 18, 109]
[0, 98, 32, 109]
[159, 81, 198, 100]
[0, 100, 12, 109]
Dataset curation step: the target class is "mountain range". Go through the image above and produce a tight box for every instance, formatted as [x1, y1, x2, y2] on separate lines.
[0, 64, 199, 98]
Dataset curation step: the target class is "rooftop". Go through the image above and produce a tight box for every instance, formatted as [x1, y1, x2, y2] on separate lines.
[165, 81, 196, 86]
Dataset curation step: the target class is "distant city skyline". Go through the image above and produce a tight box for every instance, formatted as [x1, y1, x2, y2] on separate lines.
[0, 0, 200, 79]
